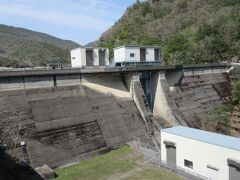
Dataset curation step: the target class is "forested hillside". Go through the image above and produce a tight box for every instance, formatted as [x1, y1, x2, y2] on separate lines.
[98, 0, 240, 64]
[0, 24, 79, 67]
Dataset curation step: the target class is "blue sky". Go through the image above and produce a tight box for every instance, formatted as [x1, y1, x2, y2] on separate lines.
[0, 0, 135, 45]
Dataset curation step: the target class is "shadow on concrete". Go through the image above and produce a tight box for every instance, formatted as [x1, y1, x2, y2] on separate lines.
[0, 148, 44, 180]
[81, 73, 129, 93]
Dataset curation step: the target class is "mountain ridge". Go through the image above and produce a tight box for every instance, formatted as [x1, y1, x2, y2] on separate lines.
[97, 0, 240, 64]
[0, 24, 80, 67]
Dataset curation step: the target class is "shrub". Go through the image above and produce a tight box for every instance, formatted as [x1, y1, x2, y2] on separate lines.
[208, 35, 229, 61]
[195, 23, 217, 41]
[233, 78, 240, 104]
[176, 0, 187, 10]
[164, 34, 189, 54]
[211, 105, 231, 134]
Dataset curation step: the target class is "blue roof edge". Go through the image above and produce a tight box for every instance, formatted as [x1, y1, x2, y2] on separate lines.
[161, 126, 240, 151]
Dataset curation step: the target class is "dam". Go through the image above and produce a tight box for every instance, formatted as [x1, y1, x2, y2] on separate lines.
[0, 64, 232, 168]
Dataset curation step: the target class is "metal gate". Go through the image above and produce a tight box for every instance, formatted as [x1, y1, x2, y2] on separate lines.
[99, 49, 106, 66]
[166, 145, 176, 165]
[86, 50, 94, 66]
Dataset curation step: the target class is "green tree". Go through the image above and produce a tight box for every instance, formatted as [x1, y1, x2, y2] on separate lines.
[208, 35, 229, 62]
[195, 23, 217, 41]
[233, 77, 240, 104]
[163, 34, 189, 64]
[164, 34, 189, 54]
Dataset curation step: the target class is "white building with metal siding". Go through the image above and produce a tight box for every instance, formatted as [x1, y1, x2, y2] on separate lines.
[113, 45, 160, 63]
[71, 47, 109, 68]
[161, 126, 240, 180]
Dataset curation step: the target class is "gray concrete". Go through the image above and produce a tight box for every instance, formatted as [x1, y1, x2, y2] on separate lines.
[165, 69, 183, 86]
[129, 74, 152, 123]
[24, 76, 53, 89]
[171, 73, 231, 125]
[0, 77, 24, 90]
[0, 63, 230, 77]
[123, 73, 173, 130]
[0, 63, 233, 169]
[0, 63, 231, 92]
[0, 74, 146, 168]
[151, 72, 180, 126]
[56, 74, 81, 86]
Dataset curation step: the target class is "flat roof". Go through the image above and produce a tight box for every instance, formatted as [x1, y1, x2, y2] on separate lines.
[113, 45, 160, 50]
[161, 126, 240, 151]
[71, 47, 108, 51]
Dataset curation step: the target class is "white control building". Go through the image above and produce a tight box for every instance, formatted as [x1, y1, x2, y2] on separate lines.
[113, 45, 160, 65]
[161, 126, 240, 180]
[71, 47, 109, 68]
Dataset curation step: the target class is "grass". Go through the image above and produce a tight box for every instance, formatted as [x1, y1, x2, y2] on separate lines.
[55, 146, 182, 180]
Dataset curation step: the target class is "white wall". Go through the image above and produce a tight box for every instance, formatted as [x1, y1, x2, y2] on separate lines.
[114, 46, 160, 63]
[114, 47, 140, 62]
[146, 48, 155, 62]
[125, 47, 140, 62]
[105, 49, 110, 66]
[114, 48, 126, 63]
[161, 132, 240, 180]
[93, 49, 99, 66]
[81, 48, 86, 67]
[71, 48, 109, 67]
[71, 48, 83, 68]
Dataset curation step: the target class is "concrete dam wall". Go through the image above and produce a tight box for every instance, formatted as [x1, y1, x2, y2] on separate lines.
[150, 71, 231, 127]
[0, 73, 146, 168]
[138, 65, 230, 127]
[0, 64, 232, 168]
[172, 73, 231, 126]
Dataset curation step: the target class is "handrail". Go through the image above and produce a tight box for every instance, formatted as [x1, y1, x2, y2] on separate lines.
[129, 140, 208, 180]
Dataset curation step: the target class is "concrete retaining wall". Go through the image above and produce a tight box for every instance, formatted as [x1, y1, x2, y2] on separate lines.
[165, 69, 183, 86]
[129, 74, 152, 123]
[56, 74, 81, 86]
[0, 64, 230, 91]
[0, 65, 232, 168]
[0, 73, 146, 168]
[0, 77, 25, 90]
[171, 73, 231, 126]
[183, 66, 227, 76]
[24, 76, 54, 89]
[0, 76, 54, 91]
[151, 72, 179, 126]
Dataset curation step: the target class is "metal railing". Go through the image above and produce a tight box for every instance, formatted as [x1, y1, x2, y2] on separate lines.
[129, 140, 207, 180]
[120, 61, 161, 67]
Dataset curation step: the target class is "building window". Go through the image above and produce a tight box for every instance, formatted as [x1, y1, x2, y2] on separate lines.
[184, 159, 193, 169]
[130, 53, 135, 58]
[72, 57, 76, 59]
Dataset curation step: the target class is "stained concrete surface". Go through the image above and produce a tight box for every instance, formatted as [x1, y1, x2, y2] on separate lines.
[0, 68, 233, 169]
[0, 75, 146, 168]
[171, 73, 231, 125]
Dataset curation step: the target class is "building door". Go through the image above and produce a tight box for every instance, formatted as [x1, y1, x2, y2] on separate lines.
[86, 50, 94, 66]
[99, 49, 106, 66]
[229, 165, 240, 180]
[154, 48, 159, 61]
[140, 48, 146, 62]
[207, 166, 219, 180]
[166, 145, 176, 166]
